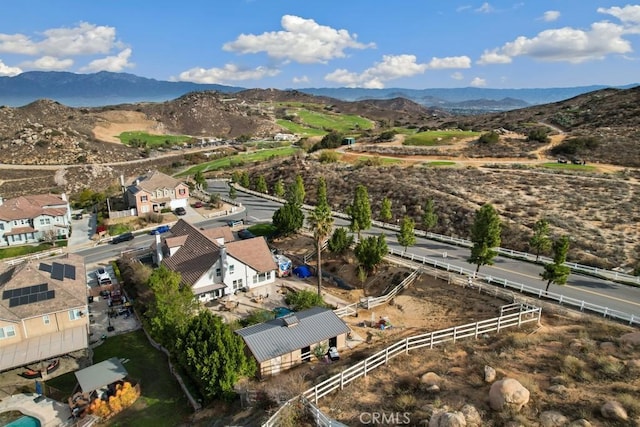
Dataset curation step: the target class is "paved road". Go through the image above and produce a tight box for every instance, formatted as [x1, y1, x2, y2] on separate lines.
[72, 180, 640, 322]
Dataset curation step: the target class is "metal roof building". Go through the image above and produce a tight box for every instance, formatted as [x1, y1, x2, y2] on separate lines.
[236, 306, 350, 363]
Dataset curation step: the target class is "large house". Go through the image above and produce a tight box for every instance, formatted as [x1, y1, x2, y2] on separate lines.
[0, 253, 89, 372]
[152, 219, 277, 302]
[125, 171, 189, 216]
[236, 307, 351, 377]
[0, 193, 71, 247]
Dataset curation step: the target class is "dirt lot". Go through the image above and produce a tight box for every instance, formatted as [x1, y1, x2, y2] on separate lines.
[195, 234, 640, 427]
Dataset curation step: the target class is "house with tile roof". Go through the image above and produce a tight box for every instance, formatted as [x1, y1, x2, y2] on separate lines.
[236, 307, 350, 377]
[125, 170, 189, 216]
[152, 219, 277, 302]
[0, 253, 89, 372]
[0, 193, 71, 247]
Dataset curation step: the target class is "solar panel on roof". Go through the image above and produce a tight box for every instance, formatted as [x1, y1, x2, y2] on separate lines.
[39, 263, 52, 273]
[5, 284, 54, 307]
[0, 267, 16, 286]
[2, 290, 13, 300]
[51, 262, 64, 280]
[63, 264, 76, 280]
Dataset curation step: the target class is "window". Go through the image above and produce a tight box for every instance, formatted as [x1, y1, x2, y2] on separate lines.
[232, 279, 243, 289]
[0, 325, 16, 339]
[253, 272, 272, 284]
[141, 195, 148, 202]
[39, 218, 51, 225]
[0, 223, 4, 230]
[178, 188, 186, 196]
[69, 309, 82, 321]
[43, 315, 50, 325]
[215, 268, 221, 277]
[229, 265, 235, 274]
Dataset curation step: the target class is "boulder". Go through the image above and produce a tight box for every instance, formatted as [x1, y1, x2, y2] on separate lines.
[489, 378, 530, 412]
[484, 365, 496, 383]
[599, 341, 617, 353]
[426, 384, 441, 393]
[421, 372, 442, 386]
[600, 401, 628, 421]
[540, 410, 569, 427]
[620, 332, 640, 347]
[547, 384, 569, 395]
[460, 404, 482, 426]
[429, 410, 466, 427]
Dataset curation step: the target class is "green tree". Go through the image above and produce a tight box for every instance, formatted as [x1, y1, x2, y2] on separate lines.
[318, 150, 339, 163]
[328, 227, 354, 255]
[527, 127, 550, 143]
[272, 202, 304, 236]
[310, 131, 343, 152]
[146, 265, 198, 350]
[175, 310, 255, 400]
[380, 197, 392, 222]
[284, 289, 328, 311]
[255, 175, 268, 194]
[397, 216, 416, 253]
[354, 234, 388, 273]
[422, 199, 438, 231]
[193, 170, 206, 191]
[231, 171, 242, 184]
[467, 204, 501, 274]
[541, 236, 571, 292]
[240, 171, 250, 188]
[273, 179, 285, 199]
[287, 174, 306, 206]
[529, 219, 552, 262]
[349, 184, 372, 239]
[228, 185, 237, 200]
[478, 131, 500, 144]
[307, 177, 334, 295]
[209, 192, 222, 208]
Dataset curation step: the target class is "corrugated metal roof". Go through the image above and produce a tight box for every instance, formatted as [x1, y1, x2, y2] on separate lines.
[236, 307, 350, 363]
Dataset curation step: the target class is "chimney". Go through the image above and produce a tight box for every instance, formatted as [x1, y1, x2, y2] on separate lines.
[219, 246, 228, 281]
[61, 192, 67, 202]
[155, 234, 163, 264]
[0, 196, 3, 206]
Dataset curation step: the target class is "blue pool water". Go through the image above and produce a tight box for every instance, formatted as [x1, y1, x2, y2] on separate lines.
[4, 415, 41, 427]
[273, 306, 293, 318]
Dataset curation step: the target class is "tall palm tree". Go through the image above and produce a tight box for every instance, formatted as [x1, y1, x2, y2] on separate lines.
[307, 178, 334, 296]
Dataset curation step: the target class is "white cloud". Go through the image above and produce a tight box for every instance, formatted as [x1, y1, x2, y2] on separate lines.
[477, 49, 512, 64]
[22, 56, 73, 70]
[0, 59, 21, 76]
[325, 54, 428, 88]
[476, 2, 494, 13]
[542, 10, 561, 22]
[470, 77, 487, 87]
[598, 5, 640, 33]
[292, 75, 309, 84]
[223, 15, 375, 64]
[427, 56, 471, 69]
[450, 71, 464, 80]
[80, 48, 134, 73]
[479, 19, 632, 64]
[175, 64, 280, 84]
[0, 34, 37, 55]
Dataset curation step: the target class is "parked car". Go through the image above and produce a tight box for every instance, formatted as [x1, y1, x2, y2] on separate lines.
[238, 229, 255, 240]
[227, 219, 243, 228]
[111, 232, 134, 244]
[150, 225, 171, 235]
[95, 267, 111, 285]
[327, 346, 340, 361]
[174, 207, 187, 216]
[193, 201, 203, 208]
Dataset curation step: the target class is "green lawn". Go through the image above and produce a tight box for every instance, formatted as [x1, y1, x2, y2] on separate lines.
[404, 130, 480, 146]
[423, 161, 456, 167]
[296, 109, 373, 133]
[248, 223, 277, 236]
[177, 147, 301, 176]
[276, 119, 327, 137]
[356, 156, 402, 165]
[118, 131, 192, 147]
[47, 330, 191, 426]
[0, 241, 67, 260]
[540, 162, 597, 171]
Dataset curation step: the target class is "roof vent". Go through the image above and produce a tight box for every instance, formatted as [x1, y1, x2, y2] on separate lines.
[282, 314, 299, 327]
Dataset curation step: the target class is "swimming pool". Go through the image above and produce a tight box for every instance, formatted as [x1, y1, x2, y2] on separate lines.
[3, 415, 41, 427]
[273, 306, 293, 318]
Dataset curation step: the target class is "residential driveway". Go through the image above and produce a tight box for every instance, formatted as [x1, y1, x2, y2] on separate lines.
[68, 212, 95, 248]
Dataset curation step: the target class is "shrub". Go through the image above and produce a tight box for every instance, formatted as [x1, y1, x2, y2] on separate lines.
[478, 131, 500, 144]
[284, 289, 328, 311]
[318, 150, 338, 163]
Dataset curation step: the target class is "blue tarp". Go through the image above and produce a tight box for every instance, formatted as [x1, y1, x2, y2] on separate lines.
[293, 265, 313, 278]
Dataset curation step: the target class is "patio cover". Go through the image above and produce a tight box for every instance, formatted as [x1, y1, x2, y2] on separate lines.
[75, 357, 128, 393]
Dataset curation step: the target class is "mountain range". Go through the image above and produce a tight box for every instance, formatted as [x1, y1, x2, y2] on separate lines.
[1, 71, 637, 113]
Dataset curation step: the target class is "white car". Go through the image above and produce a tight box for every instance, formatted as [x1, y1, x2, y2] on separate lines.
[95, 267, 111, 285]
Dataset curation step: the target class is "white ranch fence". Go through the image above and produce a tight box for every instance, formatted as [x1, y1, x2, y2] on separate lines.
[262, 302, 542, 426]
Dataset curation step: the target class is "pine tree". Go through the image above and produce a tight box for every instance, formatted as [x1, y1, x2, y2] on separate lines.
[397, 216, 416, 253]
[467, 203, 501, 274]
[541, 236, 571, 292]
[380, 197, 392, 222]
[529, 219, 551, 262]
[422, 199, 438, 231]
[255, 175, 268, 193]
[273, 179, 285, 198]
[349, 184, 372, 239]
[287, 175, 306, 206]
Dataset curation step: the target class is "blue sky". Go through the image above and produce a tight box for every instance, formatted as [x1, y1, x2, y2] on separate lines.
[1, 1, 639, 89]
